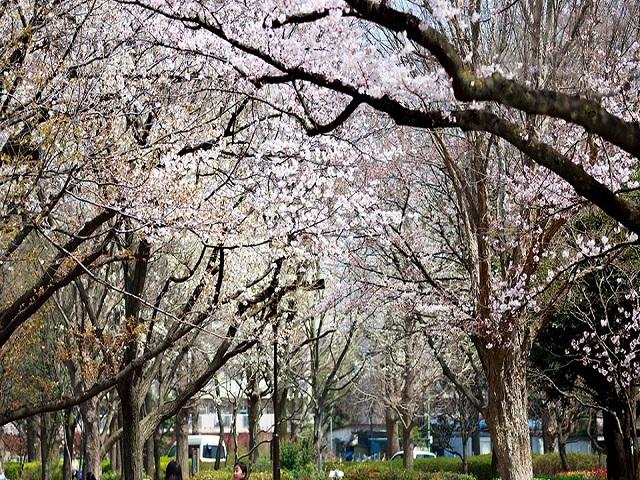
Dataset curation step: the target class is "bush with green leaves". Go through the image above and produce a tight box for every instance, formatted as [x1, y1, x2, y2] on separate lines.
[3, 461, 63, 480]
[2, 462, 22, 480]
[251, 457, 272, 473]
[279, 439, 315, 471]
[193, 469, 294, 480]
[327, 453, 604, 480]
[531, 454, 605, 476]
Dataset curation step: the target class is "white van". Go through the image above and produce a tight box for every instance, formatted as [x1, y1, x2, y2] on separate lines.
[389, 448, 436, 460]
[168, 435, 227, 464]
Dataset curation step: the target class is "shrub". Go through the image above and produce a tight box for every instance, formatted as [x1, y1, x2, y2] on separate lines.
[329, 453, 604, 480]
[252, 457, 272, 472]
[2, 462, 22, 480]
[8, 461, 63, 480]
[191, 463, 473, 480]
[279, 439, 314, 471]
[534, 468, 608, 480]
[193, 470, 294, 480]
[338, 463, 475, 480]
[3, 462, 22, 480]
[532, 454, 605, 476]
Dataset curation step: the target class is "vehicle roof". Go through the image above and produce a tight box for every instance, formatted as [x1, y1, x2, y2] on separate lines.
[187, 435, 225, 444]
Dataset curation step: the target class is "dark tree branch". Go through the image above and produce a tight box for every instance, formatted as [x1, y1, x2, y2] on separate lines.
[0, 209, 117, 347]
[343, 0, 640, 159]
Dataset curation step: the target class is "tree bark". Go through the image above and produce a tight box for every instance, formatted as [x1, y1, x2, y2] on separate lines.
[384, 408, 399, 459]
[117, 377, 145, 480]
[401, 425, 413, 470]
[116, 238, 150, 480]
[176, 407, 190, 478]
[248, 373, 261, 464]
[460, 429, 469, 474]
[109, 411, 121, 474]
[484, 348, 533, 480]
[541, 408, 556, 455]
[313, 405, 324, 470]
[603, 410, 637, 480]
[471, 422, 480, 456]
[558, 441, 569, 472]
[27, 416, 40, 462]
[81, 397, 102, 480]
[153, 429, 162, 480]
[144, 393, 157, 479]
[40, 413, 51, 480]
[63, 409, 77, 480]
[144, 436, 155, 479]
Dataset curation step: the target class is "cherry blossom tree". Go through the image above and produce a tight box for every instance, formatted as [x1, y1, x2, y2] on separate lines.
[116, 2, 640, 479]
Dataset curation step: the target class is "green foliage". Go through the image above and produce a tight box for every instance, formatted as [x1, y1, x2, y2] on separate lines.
[252, 457, 273, 472]
[328, 463, 474, 480]
[532, 454, 605, 476]
[327, 453, 604, 480]
[159, 456, 173, 477]
[3, 462, 22, 480]
[3, 458, 126, 480]
[289, 463, 324, 480]
[533, 467, 607, 480]
[13, 461, 63, 480]
[279, 439, 314, 471]
[193, 470, 294, 480]
[328, 456, 492, 480]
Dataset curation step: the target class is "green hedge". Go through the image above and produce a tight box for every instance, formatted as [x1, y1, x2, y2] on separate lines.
[3, 462, 22, 480]
[415, 455, 492, 480]
[194, 470, 295, 480]
[1, 462, 63, 480]
[193, 468, 472, 480]
[326, 456, 492, 480]
[335, 463, 475, 480]
[4, 453, 605, 480]
[327, 453, 604, 480]
[531, 454, 605, 476]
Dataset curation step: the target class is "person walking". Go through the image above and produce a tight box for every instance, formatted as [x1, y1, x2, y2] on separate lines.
[165, 460, 183, 480]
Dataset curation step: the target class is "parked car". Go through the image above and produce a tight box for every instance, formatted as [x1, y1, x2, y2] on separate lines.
[167, 434, 227, 465]
[389, 448, 436, 460]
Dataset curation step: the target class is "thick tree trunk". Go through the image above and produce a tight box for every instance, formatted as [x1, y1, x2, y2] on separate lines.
[117, 239, 150, 480]
[401, 425, 413, 470]
[118, 379, 144, 480]
[40, 413, 51, 480]
[542, 408, 557, 455]
[461, 431, 469, 474]
[313, 406, 324, 470]
[144, 394, 156, 479]
[214, 380, 226, 471]
[384, 409, 399, 459]
[484, 348, 533, 480]
[471, 422, 480, 456]
[144, 436, 155, 479]
[558, 441, 569, 471]
[153, 429, 162, 480]
[109, 412, 121, 474]
[603, 410, 638, 480]
[81, 397, 102, 480]
[63, 410, 76, 480]
[27, 416, 40, 461]
[176, 407, 190, 479]
[248, 377, 261, 464]
[215, 402, 225, 471]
